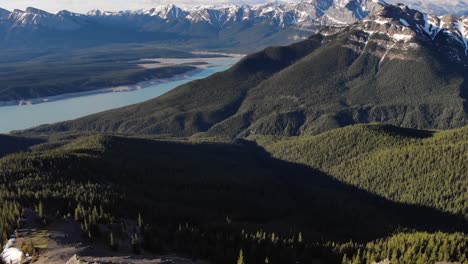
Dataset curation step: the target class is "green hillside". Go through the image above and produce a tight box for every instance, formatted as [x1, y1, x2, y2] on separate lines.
[25, 36, 324, 135]
[0, 132, 465, 263]
[341, 232, 467, 264]
[2, 4, 468, 262]
[210, 30, 468, 137]
[255, 124, 468, 218]
[23, 28, 468, 137]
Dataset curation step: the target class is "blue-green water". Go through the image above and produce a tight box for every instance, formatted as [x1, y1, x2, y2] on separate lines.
[0, 65, 232, 134]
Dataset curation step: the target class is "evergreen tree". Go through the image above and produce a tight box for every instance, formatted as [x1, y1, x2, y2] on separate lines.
[109, 232, 117, 251]
[237, 249, 245, 264]
[298, 232, 303, 243]
[38, 201, 44, 220]
[138, 213, 143, 229]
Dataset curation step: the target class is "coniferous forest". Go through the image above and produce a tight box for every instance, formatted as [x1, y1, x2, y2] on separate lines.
[0, 124, 467, 263]
[1, 1, 468, 263]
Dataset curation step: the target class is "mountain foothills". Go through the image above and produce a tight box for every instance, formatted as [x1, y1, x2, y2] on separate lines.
[0, 0, 391, 52]
[27, 2, 468, 137]
[254, 124, 468, 217]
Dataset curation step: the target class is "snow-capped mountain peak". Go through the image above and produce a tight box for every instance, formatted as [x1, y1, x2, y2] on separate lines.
[4, 7, 83, 30]
[150, 4, 187, 20]
[24, 7, 50, 16]
[352, 3, 468, 64]
[0, 0, 466, 60]
[6, 7, 51, 26]
[77, 0, 388, 28]
[0, 0, 393, 31]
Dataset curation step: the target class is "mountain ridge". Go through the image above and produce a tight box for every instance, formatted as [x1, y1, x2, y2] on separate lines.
[1, 1, 466, 52]
[22, 2, 468, 137]
[0, 0, 389, 51]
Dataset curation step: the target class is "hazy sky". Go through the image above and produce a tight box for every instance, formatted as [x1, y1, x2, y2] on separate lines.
[0, 0, 290, 13]
[1, 0, 463, 14]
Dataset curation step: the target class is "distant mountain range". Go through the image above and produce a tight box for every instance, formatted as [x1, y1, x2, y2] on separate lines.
[1, 0, 466, 52]
[24, 2, 468, 137]
[0, 0, 400, 51]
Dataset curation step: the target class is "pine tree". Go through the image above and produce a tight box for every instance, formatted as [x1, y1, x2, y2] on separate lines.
[342, 254, 349, 264]
[37, 201, 44, 220]
[391, 250, 399, 264]
[74, 205, 81, 221]
[298, 232, 303, 243]
[138, 213, 143, 229]
[271, 233, 276, 243]
[109, 232, 117, 251]
[237, 249, 245, 264]
[91, 206, 99, 224]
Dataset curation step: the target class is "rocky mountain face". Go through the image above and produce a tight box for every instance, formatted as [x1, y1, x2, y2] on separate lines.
[0, 0, 387, 51]
[356, 3, 468, 64]
[68, 0, 383, 28]
[4, 7, 83, 30]
[0, 1, 466, 51]
[24, 2, 468, 137]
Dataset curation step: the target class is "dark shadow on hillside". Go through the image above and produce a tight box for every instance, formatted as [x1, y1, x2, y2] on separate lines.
[374, 124, 434, 139]
[235, 139, 466, 241]
[58, 135, 466, 243]
[0, 135, 45, 158]
[460, 77, 468, 113]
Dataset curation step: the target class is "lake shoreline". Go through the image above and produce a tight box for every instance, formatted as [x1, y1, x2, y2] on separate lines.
[0, 53, 245, 108]
[0, 68, 206, 107]
[0, 58, 241, 134]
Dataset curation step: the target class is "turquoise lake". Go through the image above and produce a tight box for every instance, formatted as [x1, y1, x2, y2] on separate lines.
[0, 63, 236, 134]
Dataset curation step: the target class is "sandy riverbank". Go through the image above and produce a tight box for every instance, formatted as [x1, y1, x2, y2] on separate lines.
[135, 54, 244, 69]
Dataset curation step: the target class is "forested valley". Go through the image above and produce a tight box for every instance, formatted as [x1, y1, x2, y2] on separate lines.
[0, 124, 466, 263]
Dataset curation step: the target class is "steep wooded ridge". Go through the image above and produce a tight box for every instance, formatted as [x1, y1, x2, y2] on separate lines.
[25, 2, 468, 137]
[255, 124, 468, 218]
[23, 36, 324, 135]
[0, 125, 467, 263]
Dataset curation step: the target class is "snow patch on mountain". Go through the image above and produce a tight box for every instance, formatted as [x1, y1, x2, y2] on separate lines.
[5, 0, 383, 29]
[353, 3, 468, 64]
